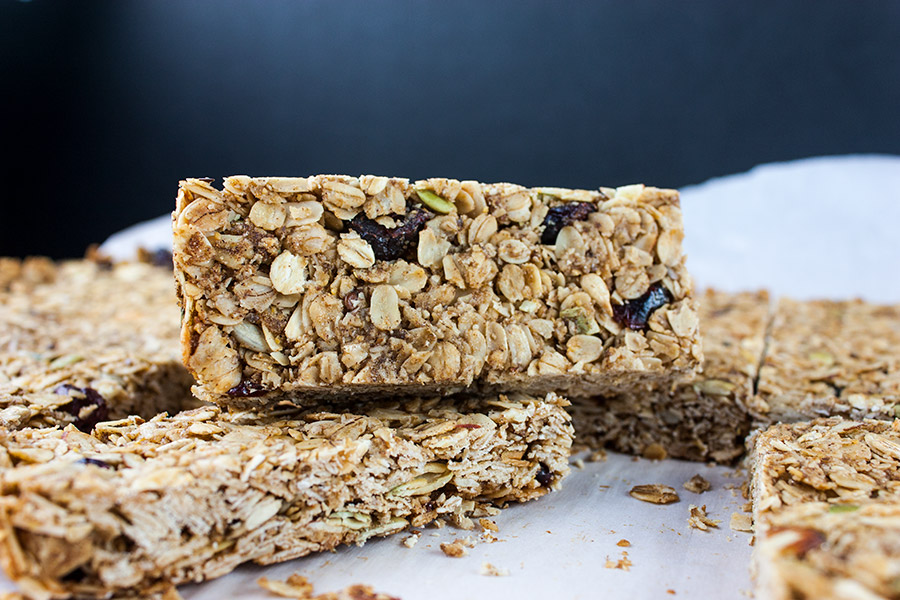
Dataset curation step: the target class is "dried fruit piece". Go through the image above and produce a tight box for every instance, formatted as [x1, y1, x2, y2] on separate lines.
[78, 457, 113, 469]
[629, 484, 680, 504]
[347, 210, 431, 261]
[54, 384, 108, 433]
[226, 380, 268, 397]
[612, 282, 673, 330]
[536, 463, 554, 487]
[540, 202, 596, 244]
[415, 189, 455, 214]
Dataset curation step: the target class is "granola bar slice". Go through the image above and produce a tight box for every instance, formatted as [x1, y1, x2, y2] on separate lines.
[0, 393, 572, 598]
[749, 418, 900, 600]
[756, 298, 900, 423]
[569, 290, 771, 462]
[173, 176, 701, 407]
[0, 258, 197, 431]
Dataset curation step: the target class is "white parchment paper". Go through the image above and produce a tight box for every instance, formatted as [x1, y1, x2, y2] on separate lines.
[4, 155, 895, 599]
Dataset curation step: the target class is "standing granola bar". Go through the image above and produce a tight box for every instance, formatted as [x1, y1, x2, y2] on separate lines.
[0, 393, 572, 598]
[173, 176, 701, 407]
[570, 290, 771, 462]
[0, 259, 196, 431]
[756, 298, 900, 423]
[749, 418, 900, 600]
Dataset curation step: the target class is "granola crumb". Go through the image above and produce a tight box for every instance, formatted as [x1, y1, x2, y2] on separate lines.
[479, 518, 499, 532]
[667, 590, 676, 595]
[588, 448, 608, 462]
[642, 443, 668, 460]
[402, 533, 420, 548]
[479, 562, 510, 577]
[616, 539, 631, 547]
[629, 484, 680, 504]
[440, 540, 469, 558]
[604, 551, 632, 571]
[730, 512, 753, 533]
[257, 574, 317, 598]
[573, 458, 586, 469]
[687, 505, 721, 531]
[430, 518, 446, 529]
[683, 474, 711, 494]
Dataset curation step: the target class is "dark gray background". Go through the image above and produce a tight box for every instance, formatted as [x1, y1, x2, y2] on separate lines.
[2, 0, 899, 258]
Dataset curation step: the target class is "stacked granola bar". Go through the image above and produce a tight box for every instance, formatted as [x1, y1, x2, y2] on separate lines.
[172, 176, 702, 407]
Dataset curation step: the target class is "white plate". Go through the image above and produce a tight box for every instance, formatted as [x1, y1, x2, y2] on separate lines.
[4, 155, 894, 599]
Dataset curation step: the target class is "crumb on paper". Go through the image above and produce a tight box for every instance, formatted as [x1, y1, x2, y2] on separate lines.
[730, 512, 753, 533]
[573, 458, 586, 469]
[479, 518, 498, 532]
[480, 562, 510, 577]
[629, 484, 680, 504]
[683, 474, 710, 494]
[588, 448, 607, 462]
[260, 574, 400, 600]
[667, 590, 676, 595]
[687, 505, 721, 531]
[440, 539, 469, 558]
[604, 551, 632, 571]
[402, 533, 419, 548]
[642, 443, 667, 460]
[616, 539, 631, 547]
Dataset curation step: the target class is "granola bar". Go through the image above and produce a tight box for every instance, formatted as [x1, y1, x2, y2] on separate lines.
[0, 393, 572, 598]
[0, 258, 197, 431]
[756, 298, 900, 423]
[173, 176, 701, 407]
[570, 290, 771, 462]
[750, 418, 900, 599]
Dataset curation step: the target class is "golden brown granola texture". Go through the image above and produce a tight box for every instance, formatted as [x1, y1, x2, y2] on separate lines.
[570, 290, 771, 463]
[757, 298, 900, 422]
[750, 418, 900, 600]
[0, 393, 572, 598]
[0, 258, 197, 431]
[172, 176, 702, 407]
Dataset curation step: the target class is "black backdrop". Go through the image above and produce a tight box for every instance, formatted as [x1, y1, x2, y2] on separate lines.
[2, 0, 899, 258]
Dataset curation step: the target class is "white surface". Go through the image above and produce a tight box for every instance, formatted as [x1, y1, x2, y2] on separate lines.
[33, 154, 889, 599]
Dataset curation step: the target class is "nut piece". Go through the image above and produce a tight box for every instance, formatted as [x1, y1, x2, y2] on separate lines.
[629, 484, 680, 505]
[337, 235, 376, 269]
[370, 285, 401, 330]
[497, 239, 531, 264]
[416, 189, 455, 214]
[269, 251, 309, 295]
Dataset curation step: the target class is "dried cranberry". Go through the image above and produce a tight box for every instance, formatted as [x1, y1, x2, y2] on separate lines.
[148, 249, 173, 268]
[612, 283, 673, 330]
[536, 463, 554, 487]
[347, 210, 431, 261]
[540, 202, 596, 245]
[227, 380, 268, 397]
[54, 384, 108, 433]
[78, 457, 112, 469]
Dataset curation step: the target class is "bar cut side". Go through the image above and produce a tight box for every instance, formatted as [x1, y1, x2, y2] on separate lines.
[756, 298, 900, 423]
[750, 418, 900, 600]
[0, 258, 197, 432]
[173, 175, 701, 407]
[0, 393, 572, 598]
[570, 290, 770, 462]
